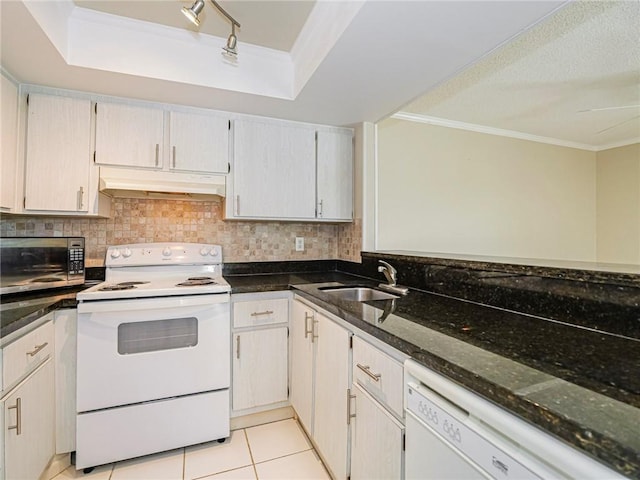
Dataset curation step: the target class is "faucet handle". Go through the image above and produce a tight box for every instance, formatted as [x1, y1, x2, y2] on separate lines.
[378, 260, 397, 285]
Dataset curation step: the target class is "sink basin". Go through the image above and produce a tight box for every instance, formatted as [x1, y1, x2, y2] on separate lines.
[319, 286, 399, 302]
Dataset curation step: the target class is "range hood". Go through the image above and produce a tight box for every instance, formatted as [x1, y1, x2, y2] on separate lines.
[99, 167, 226, 200]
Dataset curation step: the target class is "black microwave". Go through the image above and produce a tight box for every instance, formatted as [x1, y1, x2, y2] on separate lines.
[0, 237, 85, 295]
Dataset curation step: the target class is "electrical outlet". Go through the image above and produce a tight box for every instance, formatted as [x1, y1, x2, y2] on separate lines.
[295, 237, 304, 252]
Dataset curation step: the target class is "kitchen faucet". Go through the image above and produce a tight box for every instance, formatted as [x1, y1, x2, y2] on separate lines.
[377, 260, 409, 295]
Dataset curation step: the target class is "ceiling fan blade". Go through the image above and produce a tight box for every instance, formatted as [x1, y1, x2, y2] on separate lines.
[578, 104, 640, 113]
[595, 115, 640, 135]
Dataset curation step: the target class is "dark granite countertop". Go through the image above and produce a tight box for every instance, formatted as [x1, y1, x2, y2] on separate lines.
[1, 284, 88, 344]
[225, 271, 640, 478]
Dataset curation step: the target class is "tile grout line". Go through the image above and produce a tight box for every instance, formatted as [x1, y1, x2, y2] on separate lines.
[242, 429, 260, 480]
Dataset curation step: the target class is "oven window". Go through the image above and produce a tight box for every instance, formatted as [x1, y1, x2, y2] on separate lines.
[118, 317, 198, 355]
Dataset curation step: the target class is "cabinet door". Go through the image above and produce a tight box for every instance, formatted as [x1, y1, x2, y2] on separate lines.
[24, 94, 92, 212]
[350, 383, 404, 480]
[232, 328, 288, 411]
[95, 102, 164, 168]
[316, 130, 353, 220]
[1, 74, 18, 211]
[169, 111, 229, 174]
[290, 300, 315, 432]
[232, 119, 316, 219]
[3, 360, 55, 480]
[54, 309, 77, 454]
[313, 312, 351, 480]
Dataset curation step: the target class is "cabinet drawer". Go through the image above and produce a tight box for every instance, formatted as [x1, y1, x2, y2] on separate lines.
[352, 336, 404, 418]
[233, 298, 288, 328]
[3, 316, 54, 388]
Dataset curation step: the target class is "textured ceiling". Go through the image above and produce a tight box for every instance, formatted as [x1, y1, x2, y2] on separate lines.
[400, 1, 640, 150]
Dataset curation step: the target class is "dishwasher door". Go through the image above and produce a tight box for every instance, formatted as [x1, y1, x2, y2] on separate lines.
[406, 409, 488, 479]
[405, 383, 543, 480]
[404, 359, 625, 480]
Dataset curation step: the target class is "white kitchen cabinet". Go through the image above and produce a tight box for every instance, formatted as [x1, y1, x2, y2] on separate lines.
[290, 298, 315, 429]
[352, 336, 404, 419]
[350, 383, 404, 480]
[231, 293, 290, 415]
[95, 102, 164, 168]
[228, 119, 316, 219]
[24, 94, 93, 212]
[2, 314, 53, 391]
[232, 328, 288, 411]
[54, 309, 77, 454]
[169, 110, 229, 174]
[316, 129, 353, 221]
[2, 357, 55, 480]
[290, 297, 351, 479]
[1, 73, 18, 212]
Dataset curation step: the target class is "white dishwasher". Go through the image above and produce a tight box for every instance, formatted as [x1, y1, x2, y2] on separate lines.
[404, 359, 623, 480]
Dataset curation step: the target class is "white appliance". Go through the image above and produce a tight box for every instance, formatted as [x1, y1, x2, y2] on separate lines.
[404, 359, 623, 480]
[75, 243, 231, 470]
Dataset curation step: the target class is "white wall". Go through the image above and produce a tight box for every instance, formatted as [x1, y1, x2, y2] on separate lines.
[376, 118, 597, 262]
[596, 143, 640, 264]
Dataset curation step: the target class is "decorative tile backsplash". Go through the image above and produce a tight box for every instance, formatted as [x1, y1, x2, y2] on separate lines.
[1, 198, 362, 266]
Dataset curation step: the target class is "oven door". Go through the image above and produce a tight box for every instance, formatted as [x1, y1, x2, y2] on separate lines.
[77, 294, 230, 412]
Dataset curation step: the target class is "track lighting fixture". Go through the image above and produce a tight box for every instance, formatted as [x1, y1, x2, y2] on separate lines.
[181, 0, 241, 59]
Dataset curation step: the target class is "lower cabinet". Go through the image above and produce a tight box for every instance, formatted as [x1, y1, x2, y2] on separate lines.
[350, 383, 404, 480]
[2, 359, 55, 480]
[290, 297, 351, 479]
[231, 293, 290, 414]
[54, 308, 77, 453]
[232, 328, 288, 411]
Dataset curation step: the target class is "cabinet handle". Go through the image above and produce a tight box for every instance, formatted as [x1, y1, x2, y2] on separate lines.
[251, 310, 274, 317]
[356, 363, 381, 382]
[236, 335, 240, 360]
[27, 342, 48, 357]
[155, 144, 160, 166]
[304, 312, 314, 339]
[235, 195, 240, 216]
[78, 186, 84, 210]
[346, 388, 356, 425]
[7, 398, 21, 435]
[318, 199, 323, 218]
[172, 146, 176, 168]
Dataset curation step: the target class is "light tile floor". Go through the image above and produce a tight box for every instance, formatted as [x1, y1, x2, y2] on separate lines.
[52, 419, 331, 480]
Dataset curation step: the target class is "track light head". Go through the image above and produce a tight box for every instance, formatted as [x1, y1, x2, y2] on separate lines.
[182, 0, 205, 26]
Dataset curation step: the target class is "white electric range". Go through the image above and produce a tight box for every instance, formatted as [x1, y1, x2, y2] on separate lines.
[75, 243, 231, 470]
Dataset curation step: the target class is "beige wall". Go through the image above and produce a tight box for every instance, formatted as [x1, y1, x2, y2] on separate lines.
[596, 143, 640, 264]
[0, 197, 361, 266]
[376, 118, 598, 262]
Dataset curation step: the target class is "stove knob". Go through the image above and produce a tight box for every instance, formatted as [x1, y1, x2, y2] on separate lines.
[162, 247, 172, 257]
[122, 248, 132, 258]
[110, 249, 121, 259]
[200, 247, 210, 256]
[209, 248, 219, 257]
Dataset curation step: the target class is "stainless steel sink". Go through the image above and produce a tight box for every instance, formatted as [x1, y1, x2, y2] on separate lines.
[319, 286, 399, 302]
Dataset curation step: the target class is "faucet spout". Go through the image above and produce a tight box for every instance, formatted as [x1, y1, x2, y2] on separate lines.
[377, 260, 409, 296]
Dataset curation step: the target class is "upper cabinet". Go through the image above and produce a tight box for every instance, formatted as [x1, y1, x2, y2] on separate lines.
[24, 94, 109, 215]
[1, 74, 18, 212]
[95, 103, 230, 175]
[316, 130, 353, 221]
[229, 119, 317, 219]
[169, 111, 229, 174]
[226, 120, 353, 222]
[95, 103, 164, 169]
